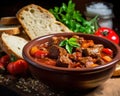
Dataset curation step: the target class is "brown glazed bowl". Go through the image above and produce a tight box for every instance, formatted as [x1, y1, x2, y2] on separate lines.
[22, 33, 120, 91]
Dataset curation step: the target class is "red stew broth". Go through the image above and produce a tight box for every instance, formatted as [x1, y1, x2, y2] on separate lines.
[29, 35, 113, 69]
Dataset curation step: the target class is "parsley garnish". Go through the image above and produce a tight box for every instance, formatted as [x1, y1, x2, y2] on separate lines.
[59, 37, 80, 54]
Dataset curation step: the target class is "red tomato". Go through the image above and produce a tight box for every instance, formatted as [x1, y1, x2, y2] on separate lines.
[94, 27, 119, 44]
[7, 62, 14, 74]
[33, 50, 48, 58]
[7, 59, 28, 75]
[0, 63, 5, 73]
[0, 55, 10, 66]
[102, 48, 113, 56]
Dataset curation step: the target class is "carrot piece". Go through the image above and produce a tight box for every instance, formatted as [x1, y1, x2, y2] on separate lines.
[82, 40, 94, 48]
[30, 46, 39, 56]
[102, 56, 112, 62]
[90, 64, 98, 67]
[88, 40, 94, 46]
[81, 43, 89, 48]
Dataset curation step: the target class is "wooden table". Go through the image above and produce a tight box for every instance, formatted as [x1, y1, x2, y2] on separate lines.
[85, 78, 120, 96]
[0, 74, 120, 96]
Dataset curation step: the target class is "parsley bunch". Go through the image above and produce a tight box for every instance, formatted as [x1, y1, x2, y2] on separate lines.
[49, 0, 98, 34]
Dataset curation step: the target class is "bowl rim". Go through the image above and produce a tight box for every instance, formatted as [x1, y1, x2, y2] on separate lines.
[22, 33, 120, 72]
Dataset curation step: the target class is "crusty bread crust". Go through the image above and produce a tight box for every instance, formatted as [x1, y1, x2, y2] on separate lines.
[0, 33, 28, 59]
[0, 25, 21, 35]
[0, 17, 20, 25]
[16, 4, 72, 40]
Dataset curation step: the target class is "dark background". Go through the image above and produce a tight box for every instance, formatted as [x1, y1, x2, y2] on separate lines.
[0, 0, 120, 32]
[0, 0, 119, 17]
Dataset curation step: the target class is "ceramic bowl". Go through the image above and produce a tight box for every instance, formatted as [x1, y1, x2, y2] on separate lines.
[22, 33, 120, 91]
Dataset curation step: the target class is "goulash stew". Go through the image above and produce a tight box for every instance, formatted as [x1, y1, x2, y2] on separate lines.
[30, 35, 113, 69]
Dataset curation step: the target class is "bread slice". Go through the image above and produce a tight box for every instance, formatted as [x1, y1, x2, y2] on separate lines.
[0, 33, 28, 59]
[0, 16, 20, 25]
[16, 4, 72, 40]
[112, 62, 120, 77]
[0, 25, 21, 35]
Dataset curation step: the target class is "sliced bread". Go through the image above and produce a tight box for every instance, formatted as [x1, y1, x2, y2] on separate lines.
[0, 25, 21, 35]
[16, 4, 72, 40]
[112, 62, 120, 77]
[0, 33, 28, 59]
[0, 16, 20, 25]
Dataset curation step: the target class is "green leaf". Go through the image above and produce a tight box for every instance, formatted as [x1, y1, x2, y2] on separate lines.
[69, 42, 80, 47]
[66, 43, 73, 54]
[69, 38, 80, 47]
[10, 54, 17, 62]
[59, 37, 80, 53]
[54, 7, 59, 13]
[83, 21, 91, 26]
[62, 3, 67, 11]
[59, 39, 67, 46]
[67, 0, 75, 13]
[69, 37, 76, 42]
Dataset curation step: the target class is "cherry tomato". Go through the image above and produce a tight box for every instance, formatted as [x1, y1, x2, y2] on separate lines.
[7, 62, 14, 74]
[30, 46, 48, 58]
[0, 55, 10, 67]
[34, 50, 48, 58]
[94, 27, 119, 44]
[7, 59, 28, 75]
[102, 48, 113, 56]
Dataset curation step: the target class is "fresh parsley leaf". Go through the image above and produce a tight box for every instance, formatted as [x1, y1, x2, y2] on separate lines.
[59, 37, 80, 54]
[66, 43, 73, 54]
[59, 39, 67, 46]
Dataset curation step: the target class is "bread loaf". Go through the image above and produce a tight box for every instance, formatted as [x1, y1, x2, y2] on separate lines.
[16, 4, 72, 40]
[0, 33, 28, 58]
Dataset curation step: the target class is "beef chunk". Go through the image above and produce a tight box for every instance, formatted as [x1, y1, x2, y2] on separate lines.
[79, 57, 94, 68]
[48, 36, 65, 46]
[56, 55, 73, 67]
[82, 44, 104, 57]
[83, 48, 100, 57]
[48, 45, 67, 59]
[69, 52, 82, 61]
[95, 58, 105, 65]
[93, 44, 104, 50]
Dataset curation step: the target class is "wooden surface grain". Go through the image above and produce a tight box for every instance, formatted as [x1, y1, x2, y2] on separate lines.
[86, 78, 120, 96]
[58, 78, 120, 96]
[0, 75, 120, 96]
